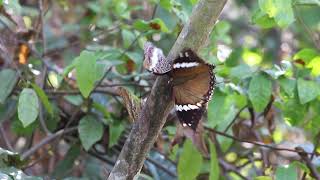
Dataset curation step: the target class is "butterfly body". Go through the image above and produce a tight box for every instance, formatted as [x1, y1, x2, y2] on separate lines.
[143, 42, 215, 131]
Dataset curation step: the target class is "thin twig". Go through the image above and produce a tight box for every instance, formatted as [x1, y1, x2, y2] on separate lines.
[224, 106, 247, 133]
[302, 133, 320, 180]
[0, 125, 14, 151]
[293, 6, 320, 50]
[38, 0, 51, 135]
[21, 127, 77, 160]
[205, 127, 317, 155]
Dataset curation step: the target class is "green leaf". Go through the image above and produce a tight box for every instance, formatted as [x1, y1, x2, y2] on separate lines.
[273, 0, 294, 27]
[307, 56, 320, 76]
[109, 122, 125, 148]
[150, 18, 170, 33]
[178, 140, 203, 180]
[258, 0, 295, 28]
[275, 164, 298, 180]
[133, 19, 150, 31]
[252, 9, 276, 28]
[209, 142, 219, 180]
[297, 78, 320, 104]
[75, 51, 98, 98]
[259, 0, 277, 17]
[18, 88, 39, 127]
[248, 73, 272, 112]
[0, 69, 18, 104]
[293, 48, 318, 63]
[78, 115, 103, 151]
[31, 83, 53, 115]
[208, 91, 238, 128]
[278, 77, 296, 97]
[282, 94, 306, 125]
[121, 29, 136, 48]
[159, 0, 173, 11]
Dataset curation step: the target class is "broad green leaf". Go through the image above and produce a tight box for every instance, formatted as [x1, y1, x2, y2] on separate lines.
[282, 94, 306, 125]
[293, 48, 318, 63]
[208, 91, 238, 128]
[31, 83, 53, 115]
[78, 115, 103, 151]
[75, 51, 98, 98]
[121, 29, 136, 48]
[0, 69, 18, 104]
[242, 49, 262, 66]
[273, 0, 294, 27]
[52, 145, 80, 178]
[178, 140, 203, 180]
[150, 18, 170, 33]
[259, 0, 276, 17]
[159, 0, 173, 11]
[18, 88, 39, 127]
[297, 78, 320, 104]
[133, 19, 150, 31]
[230, 64, 254, 80]
[248, 73, 272, 112]
[252, 9, 276, 28]
[307, 56, 320, 76]
[276, 164, 297, 180]
[209, 142, 219, 180]
[259, 0, 295, 28]
[278, 77, 296, 97]
[109, 122, 125, 148]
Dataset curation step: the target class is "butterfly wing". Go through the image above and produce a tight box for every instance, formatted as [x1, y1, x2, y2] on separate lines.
[143, 42, 172, 74]
[172, 49, 215, 130]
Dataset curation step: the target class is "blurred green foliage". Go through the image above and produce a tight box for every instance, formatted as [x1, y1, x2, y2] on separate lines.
[0, 0, 320, 179]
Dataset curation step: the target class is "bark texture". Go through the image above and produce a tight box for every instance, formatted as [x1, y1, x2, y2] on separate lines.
[107, 0, 228, 179]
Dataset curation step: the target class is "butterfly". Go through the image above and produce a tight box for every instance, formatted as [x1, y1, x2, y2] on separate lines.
[143, 42, 215, 131]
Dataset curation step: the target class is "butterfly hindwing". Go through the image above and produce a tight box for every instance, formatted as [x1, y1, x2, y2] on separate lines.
[172, 49, 215, 130]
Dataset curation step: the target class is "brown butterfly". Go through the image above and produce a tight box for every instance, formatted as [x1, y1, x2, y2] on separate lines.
[144, 42, 215, 131]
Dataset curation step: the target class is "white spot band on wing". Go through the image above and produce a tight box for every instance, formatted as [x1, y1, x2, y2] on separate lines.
[173, 62, 199, 69]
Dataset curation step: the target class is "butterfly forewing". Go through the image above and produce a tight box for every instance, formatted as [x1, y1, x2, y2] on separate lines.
[172, 49, 215, 130]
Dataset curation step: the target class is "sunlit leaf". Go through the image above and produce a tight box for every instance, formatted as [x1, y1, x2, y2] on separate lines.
[242, 49, 262, 66]
[0, 69, 18, 104]
[307, 56, 320, 76]
[293, 48, 318, 63]
[75, 51, 98, 98]
[259, 0, 294, 28]
[248, 73, 272, 112]
[252, 9, 276, 28]
[18, 88, 39, 127]
[78, 115, 103, 151]
[178, 140, 203, 180]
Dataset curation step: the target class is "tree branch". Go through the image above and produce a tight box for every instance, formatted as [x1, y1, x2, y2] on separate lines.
[107, 0, 227, 179]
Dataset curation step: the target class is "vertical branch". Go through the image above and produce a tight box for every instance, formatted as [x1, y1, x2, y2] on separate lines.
[38, 0, 50, 135]
[107, 0, 228, 179]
